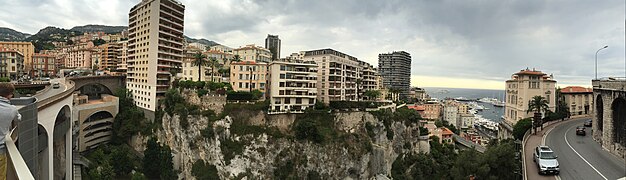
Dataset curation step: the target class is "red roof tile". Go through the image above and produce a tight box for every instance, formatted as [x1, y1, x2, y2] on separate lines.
[408, 105, 425, 111]
[562, 86, 592, 94]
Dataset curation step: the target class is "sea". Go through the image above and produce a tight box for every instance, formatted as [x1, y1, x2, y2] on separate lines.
[423, 87, 506, 123]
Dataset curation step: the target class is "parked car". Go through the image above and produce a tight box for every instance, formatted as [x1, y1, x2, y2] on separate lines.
[52, 82, 60, 89]
[584, 120, 592, 127]
[533, 146, 560, 175]
[576, 126, 586, 136]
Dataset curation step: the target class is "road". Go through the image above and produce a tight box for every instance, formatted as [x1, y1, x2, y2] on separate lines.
[34, 78, 66, 101]
[546, 118, 626, 180]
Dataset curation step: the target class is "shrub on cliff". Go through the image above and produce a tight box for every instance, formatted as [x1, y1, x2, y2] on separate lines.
[192, 160, 219, 180]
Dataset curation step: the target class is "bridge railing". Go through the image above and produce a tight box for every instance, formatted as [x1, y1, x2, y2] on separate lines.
[5, 78, 77, 180]
[6, 127, 35, 180]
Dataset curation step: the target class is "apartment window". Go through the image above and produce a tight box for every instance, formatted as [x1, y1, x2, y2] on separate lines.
[279, 90, 284, 95]
[260, 83, 265, 88]
[296, 98, 302, 104]
[239, 82, 243, 88]
[280, 74, 285, 79]
[274, 99, 281, 104]
[285, 98, 291, 104]
[280, 82, 285, 87]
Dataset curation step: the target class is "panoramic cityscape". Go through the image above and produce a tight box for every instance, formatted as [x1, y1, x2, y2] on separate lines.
[0, 0, 624, 179]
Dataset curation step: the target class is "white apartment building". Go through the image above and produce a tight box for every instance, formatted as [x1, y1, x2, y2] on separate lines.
[301, 49, 362, 103]
[268, 58, 318, 113]
[443, 105, 458, 126]
[210, 44, 234, 54]
[234, 44, 272, 63]
[188, 42, 207, 50]
[127, 0, 185, 112]
[500, 68, 556, 139]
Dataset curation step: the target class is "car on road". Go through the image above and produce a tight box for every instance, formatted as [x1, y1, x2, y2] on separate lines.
[584, 120, 592, 127]
[533, 146, 560, 175]
[52, 82, 60, 89]
[576, 126, 586, 136]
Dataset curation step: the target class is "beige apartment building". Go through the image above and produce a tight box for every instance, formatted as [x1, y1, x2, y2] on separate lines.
[229, 61, 268, 93]
[268, 58, 318, 113]
[360, 61, 379, 100]
[234, 44, 272, 62]
[0, 48, 25, 80]
[32, 53, 56, 77]
[561, 86, 593, 116]
[118, 40, 129, 71]
[100, 42, 122, 70]
[500, 68, 556, 139]
[127, 0, 185, 112]
[63, 40, 98, 69]
[301, 49, 363, 103]
[180, 47, 212, 81]
[0, 41, 34, 74]
[423, 102, 442, 120]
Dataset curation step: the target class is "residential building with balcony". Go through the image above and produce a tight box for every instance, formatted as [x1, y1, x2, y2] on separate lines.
[359, 61, 379, 101]
[118, 40, 129, 71]
[234, 44, 272, 63]
[229, 61, 268, 93]
[62, 40, 99, 69]
[378, 51, 411, 99]
[72, 94, 119, 152]
[32, 53, 56, 77]
[127, 0, 185, 112]
[210, 44, 234, 54]
[561, 86, 593, 116]
[500, 68, 556, 139]
[267, 58, 317, 113]
[300, 49, 362, 103]
[423, 102, 442, 120]
[0, 41, 34, 74]
[0, 48, 25, 80]
[99, 42, 122, 70]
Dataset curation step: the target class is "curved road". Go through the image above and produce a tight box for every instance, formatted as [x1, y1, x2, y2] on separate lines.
[545, 118, 626, 180]
[34, 78, 67, 101]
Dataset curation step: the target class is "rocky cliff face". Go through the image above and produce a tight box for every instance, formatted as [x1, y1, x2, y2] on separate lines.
[147, 92, 429, 179]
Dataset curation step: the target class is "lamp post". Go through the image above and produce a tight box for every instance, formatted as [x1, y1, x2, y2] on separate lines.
[595, 45, 608, 80]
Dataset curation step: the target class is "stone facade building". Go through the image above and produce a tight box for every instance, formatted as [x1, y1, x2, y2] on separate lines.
[561, 86, 593, 116]
[592, 78, 626, 159]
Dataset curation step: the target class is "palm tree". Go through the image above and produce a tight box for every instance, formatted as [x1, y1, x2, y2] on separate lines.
[527, 95, 549, 133]
[232, 55, 242, 63]
[207, 57, 219, 82]
[192, 53, 207, 81]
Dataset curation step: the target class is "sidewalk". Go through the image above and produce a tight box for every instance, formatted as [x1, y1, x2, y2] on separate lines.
[523, 116, 591, 180]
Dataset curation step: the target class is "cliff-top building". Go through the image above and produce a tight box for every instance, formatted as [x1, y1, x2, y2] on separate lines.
[127, 0, 185, 112]
[301, 49, 361, 103]
[499, 68, 556, 139]
[267, 58, 318, 113]
[378, 51, 411, 99]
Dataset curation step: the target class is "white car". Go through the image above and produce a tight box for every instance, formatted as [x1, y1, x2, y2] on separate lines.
[52, 82, 60, 89]
[533, 146, 560, 175]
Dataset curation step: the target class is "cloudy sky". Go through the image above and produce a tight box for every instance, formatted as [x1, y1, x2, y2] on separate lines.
[1, 0, 624, 89]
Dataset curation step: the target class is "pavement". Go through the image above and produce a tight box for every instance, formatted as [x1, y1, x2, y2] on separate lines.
[524, 116, 626, 180]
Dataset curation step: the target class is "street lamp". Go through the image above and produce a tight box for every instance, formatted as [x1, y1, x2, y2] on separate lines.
[595, 45, 608, 80]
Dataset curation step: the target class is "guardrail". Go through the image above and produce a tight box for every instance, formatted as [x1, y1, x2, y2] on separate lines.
[6, 127, 35, 180]
[521, 129, 532, 180]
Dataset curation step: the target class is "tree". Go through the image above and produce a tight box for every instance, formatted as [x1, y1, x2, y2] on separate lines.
[112, 89, 146, 144]
[92, 38, 106, 46]
[192, 53, 208, 81]
[512, 118, 532, 140]
[364, 90, 381, 100]
[192, 160, 220, 180]
[554, 88, 570, 120]
[207, 56, 219, 82]
[143, 138, 176, 180]
[527, 96, 549, 133]
[231, 54, 242, 63]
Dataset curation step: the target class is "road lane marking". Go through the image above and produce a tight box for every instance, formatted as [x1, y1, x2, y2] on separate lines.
[542, 126, 555, 145]
[555, 175, 561, 180]
[564, 126, 608, 180]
